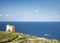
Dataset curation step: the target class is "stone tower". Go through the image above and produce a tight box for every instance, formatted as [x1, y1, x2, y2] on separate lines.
[6, 25, 15, 32]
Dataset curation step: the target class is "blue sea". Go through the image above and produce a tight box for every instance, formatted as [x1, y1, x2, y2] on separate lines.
[0, 22, 60, 40]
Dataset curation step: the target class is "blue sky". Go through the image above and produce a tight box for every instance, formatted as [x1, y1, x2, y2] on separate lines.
[0, 0, 60, 21]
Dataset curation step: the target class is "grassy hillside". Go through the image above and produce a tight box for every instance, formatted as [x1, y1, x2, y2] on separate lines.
[0, 31, 60, 43]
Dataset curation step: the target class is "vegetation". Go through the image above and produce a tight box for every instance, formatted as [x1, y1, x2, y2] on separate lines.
[0, 31, 60, 43]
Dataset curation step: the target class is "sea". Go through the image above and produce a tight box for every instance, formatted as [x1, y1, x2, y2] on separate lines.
[0, 22, 60, 40]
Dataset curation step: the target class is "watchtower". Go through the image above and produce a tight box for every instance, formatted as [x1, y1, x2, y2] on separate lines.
[6, 25, 15, 32]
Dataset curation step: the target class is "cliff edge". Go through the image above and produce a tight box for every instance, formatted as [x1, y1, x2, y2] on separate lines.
[0, 31, 60, 43]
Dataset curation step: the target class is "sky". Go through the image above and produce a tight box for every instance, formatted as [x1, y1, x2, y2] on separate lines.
[0, 0, 60, 22]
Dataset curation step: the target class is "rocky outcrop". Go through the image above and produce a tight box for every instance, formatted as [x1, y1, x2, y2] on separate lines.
[0, 31, 60, 43]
